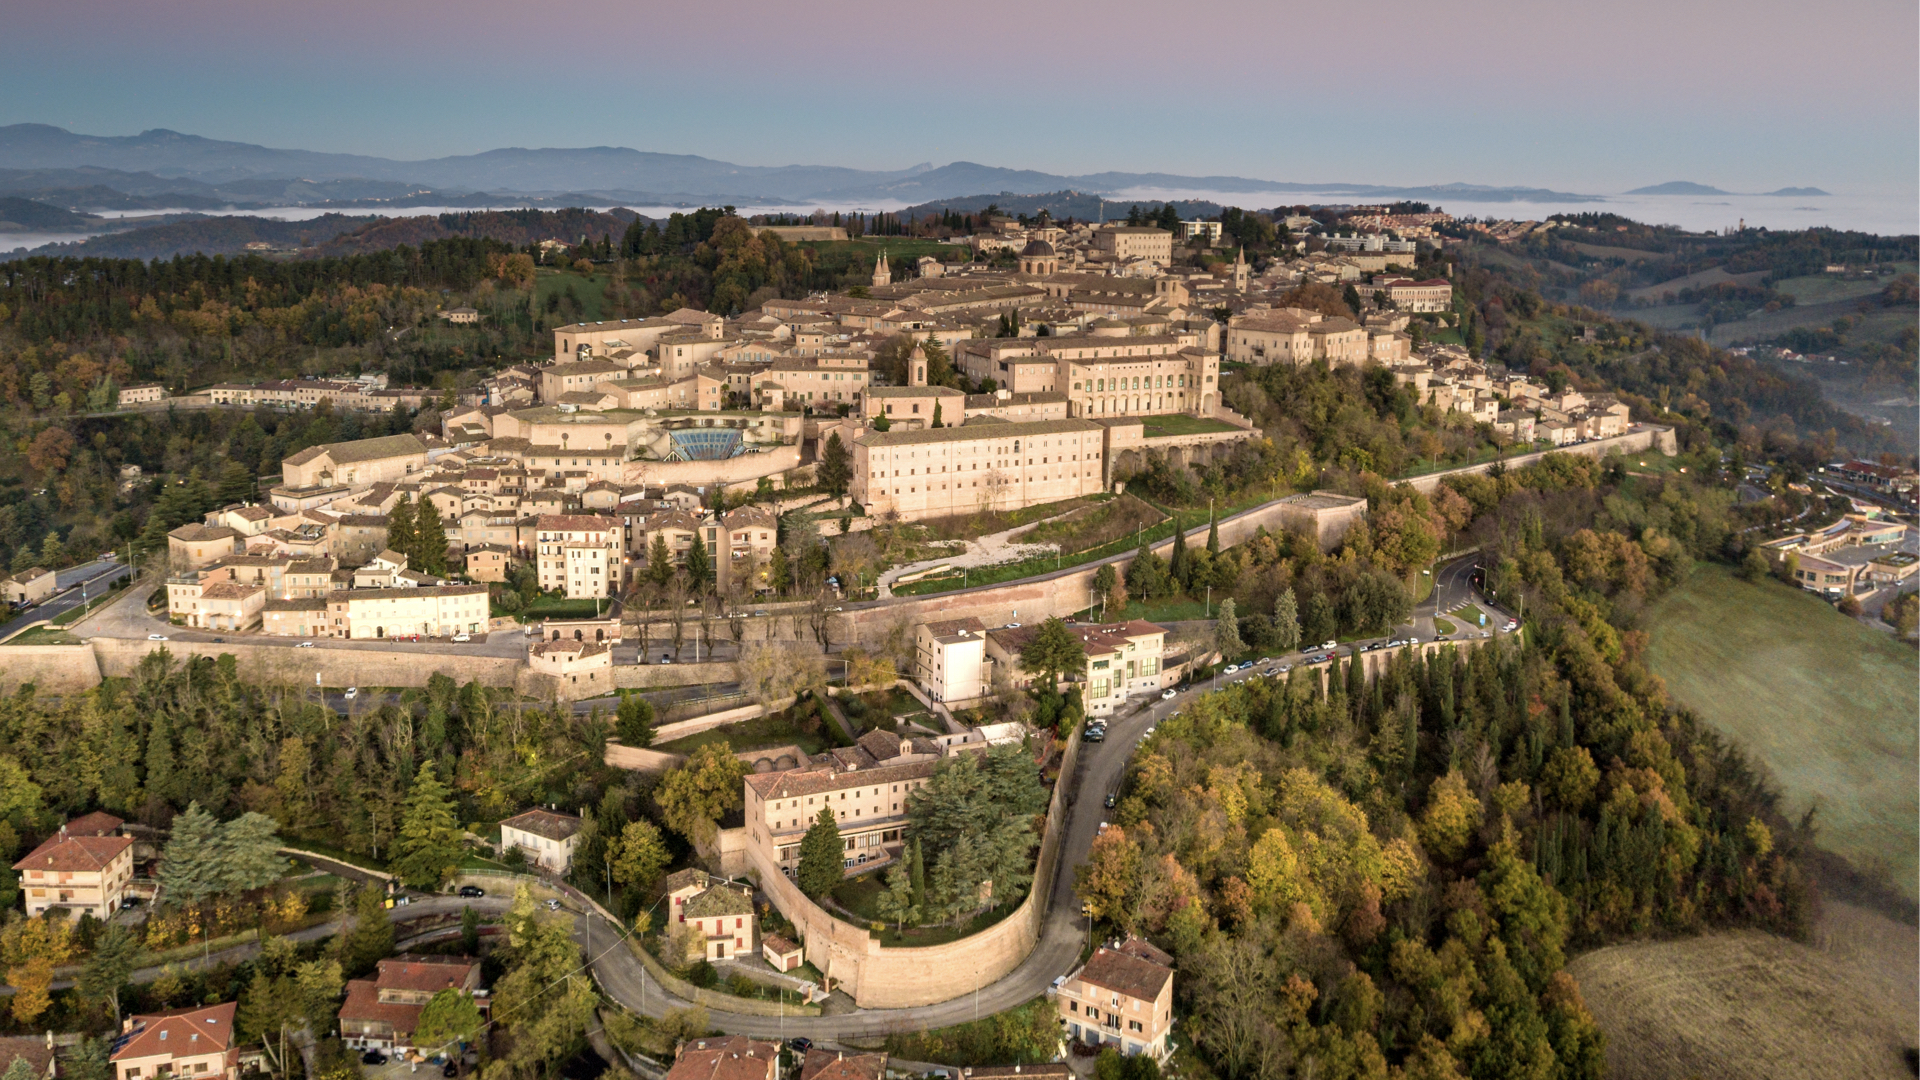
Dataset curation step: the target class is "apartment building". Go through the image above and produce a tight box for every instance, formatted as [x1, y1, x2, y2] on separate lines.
[1057, 936, 1176, 1058]
[534, 514, 623, 599]
[915, 617, 994, 704]
[118, 384, 167, 406]
[167, 524, 242, 569]
[111, 1003, 240, 1080]
[862, 386, 967, 426]
[499, 808, 583, 874]
[986, 620, 1168, 716]
[744, 737, 940, 879]
[850, 418, 1107, 522]
[551, 308, 724, 364]
[1092, 226, 1173, 262]
[323, 584, 489, 639]
[13, 813, 134, 919]
[1377, 277, 1454, 312]
[338, 955, 484, 1054]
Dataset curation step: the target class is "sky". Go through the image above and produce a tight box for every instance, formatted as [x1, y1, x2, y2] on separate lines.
[4, 0, 1916, 200]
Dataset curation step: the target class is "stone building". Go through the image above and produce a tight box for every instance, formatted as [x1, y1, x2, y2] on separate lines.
[850, 418, 1107, 522]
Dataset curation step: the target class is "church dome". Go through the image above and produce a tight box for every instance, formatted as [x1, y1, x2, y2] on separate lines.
[1020, 239, 1057, 257]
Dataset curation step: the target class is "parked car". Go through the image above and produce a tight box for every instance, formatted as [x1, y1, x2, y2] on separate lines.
[544, 899, 561, 911]
[148, 633, 168, 640]
[296, 641, 316, 648]
[458, 885, 485, 898]
[1084, 726, 1106, 743]
[443, 1063, 459, 1078]
[362, 1052, 388, 1066]
[1104, 791, 1117, 808]
[452, 634, 471, 642]
[660, 653, 673, 664]
[344, 687, 359, 699]
[788, 1038, 813, 1053]
[1319, 640, 1337, 650]
[1160, 688, 1176, 700]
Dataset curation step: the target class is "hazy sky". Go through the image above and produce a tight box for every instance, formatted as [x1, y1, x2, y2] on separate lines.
[5, 0, 1916, 197]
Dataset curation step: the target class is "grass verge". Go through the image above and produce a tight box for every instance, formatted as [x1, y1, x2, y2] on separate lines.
[654, 712, 830, 757]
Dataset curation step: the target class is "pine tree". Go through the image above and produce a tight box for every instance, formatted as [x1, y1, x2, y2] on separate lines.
[909, 837, 926, 911]
[214, 461, 254, 507]
[385, 494, 417, 563]
[818, 433, 852, 497]
[647, 535, 675, 587]
[414, 497, 449, 577]
[391, 762, 462, 889]
[157, 802, 225, 906]
[796, 807, 844, 898]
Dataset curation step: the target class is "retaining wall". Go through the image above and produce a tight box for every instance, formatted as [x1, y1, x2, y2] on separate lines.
[0, 644, 104, 695]
[746, 729, 1082, 1009]
[826, 426, 1675, 648]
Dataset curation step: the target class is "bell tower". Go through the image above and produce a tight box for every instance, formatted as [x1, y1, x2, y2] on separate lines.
[909, 343, 927, 386]
[872, 253, 892, 288]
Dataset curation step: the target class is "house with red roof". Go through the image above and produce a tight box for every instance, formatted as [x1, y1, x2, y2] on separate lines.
[110, 1002, 239, 1080]
[14, 814, 134, 919]
[338, 955, 484, 1055]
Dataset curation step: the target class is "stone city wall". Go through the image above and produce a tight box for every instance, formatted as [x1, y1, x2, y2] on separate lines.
[0, 644, 105, 695]
[745, 728, 1082, 1008]
[1401, 426, 1670, 495]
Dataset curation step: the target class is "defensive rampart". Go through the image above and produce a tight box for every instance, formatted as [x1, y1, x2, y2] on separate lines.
[745, 728, 1083, 1008]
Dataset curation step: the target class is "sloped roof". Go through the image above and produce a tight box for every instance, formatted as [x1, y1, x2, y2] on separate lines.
[111, 1002, 236, 1062]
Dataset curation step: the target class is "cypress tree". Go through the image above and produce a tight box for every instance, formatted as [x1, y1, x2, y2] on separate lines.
[385, 494, 417, 564]
[1206, 511, 1220, 555]
[909, 838, 926, 911]
[1169, 515, 1187, 589]
[414, 497, 449, 576]
[796, 807, 844, 898]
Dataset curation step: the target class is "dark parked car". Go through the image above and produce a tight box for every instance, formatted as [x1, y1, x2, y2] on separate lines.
[457, 885, 485, 898]
[362, 1051, 388, 1066]
[443, 1064, 459, 1077]
[788, 1038, 813, 1052]
[1104, 791, 1117, 808]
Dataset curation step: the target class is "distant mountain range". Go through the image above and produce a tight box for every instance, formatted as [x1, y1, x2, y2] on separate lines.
[1626, 181, 1831, 197]
[0, 123, 1606, 208]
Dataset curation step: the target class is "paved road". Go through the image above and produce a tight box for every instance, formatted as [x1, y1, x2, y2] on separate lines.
[1, 894, 511, 996]
[0, 559, 132, 640]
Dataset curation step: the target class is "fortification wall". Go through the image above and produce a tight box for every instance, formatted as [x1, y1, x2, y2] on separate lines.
[89, 638, 532, 691]
[621, 445, 801, 489]
[747, 730, 1081, 1008]
[0, 644, 104, 695]
[1401, 427, 1666, 495]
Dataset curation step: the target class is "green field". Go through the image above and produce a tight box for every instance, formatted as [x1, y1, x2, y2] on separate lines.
[1648, 564, 1919, 898]
[1140, 414, 1242, 438]
[535, 268, 611, 322]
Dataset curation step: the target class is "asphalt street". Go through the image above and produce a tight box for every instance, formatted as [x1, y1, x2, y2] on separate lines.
[0, 558, 132, 640]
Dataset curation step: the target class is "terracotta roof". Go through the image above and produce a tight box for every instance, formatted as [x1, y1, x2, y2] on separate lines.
[168, 524, 239, 543]
[666, 1037, 780, 1080]
[63, 811, 124, 837]
[199, 582, 265, 601]
[799, 1050, 887, 1080]
[111, 1002, 237, 1062]
[14, 831, 131, 873]
[857, 417, 1102, 449]
[337, 979, 421, 1036]
[1076, 944, 1173, 1003]
[500, 808, 582, 841]
[745, 759, 935, 801]
[761, 933, 800, 956]
[0, 1036, 55, 1078]
[535, 514, 619, 533]
[961, 1067, 1071, 1080]
[372, 955, 479, 994]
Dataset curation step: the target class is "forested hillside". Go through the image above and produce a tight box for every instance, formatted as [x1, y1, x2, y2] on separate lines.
[1081, 453, 1810, 1079]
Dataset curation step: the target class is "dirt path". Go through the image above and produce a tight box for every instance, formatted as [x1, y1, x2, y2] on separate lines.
[875, 510, 1079, 597]
[1568, 902, 1918, 1079]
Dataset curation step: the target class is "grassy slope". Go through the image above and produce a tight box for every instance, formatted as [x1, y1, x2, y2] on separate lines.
[535, 268, 611, 322]
[1647, 563, 1918, 898]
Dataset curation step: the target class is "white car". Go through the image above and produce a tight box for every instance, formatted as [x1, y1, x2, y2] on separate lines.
[147, 633, 168, 640]
[1223, 663, 1240, 674]
[1161, 689, 1176, 700]
[1005, 622, 1021, 628]
[296, 641, 316, 648]
[1319, 640, 1337, 650]
[452, 634, 472, 642]
[344, 687, 359, 699]
[1504, 620, 1518, 632]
